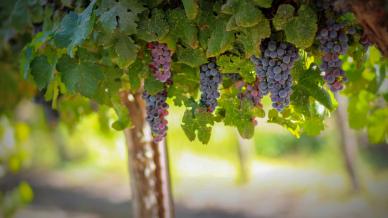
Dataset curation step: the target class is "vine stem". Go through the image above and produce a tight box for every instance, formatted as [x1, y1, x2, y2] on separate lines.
[120, 91, 175, 218]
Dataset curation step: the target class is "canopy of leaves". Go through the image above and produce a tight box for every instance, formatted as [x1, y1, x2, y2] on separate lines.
[0, 0, 384, 144]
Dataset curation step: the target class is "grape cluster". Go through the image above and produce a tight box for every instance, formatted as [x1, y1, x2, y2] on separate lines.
[199, 59, 222, 112]
[147, 42, 172, 82]
[251, 40, 299, 111]
[143, 90, 169, 143]
[317, 21, 349, 91]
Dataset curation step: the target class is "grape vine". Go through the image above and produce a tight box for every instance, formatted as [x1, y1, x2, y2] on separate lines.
[7, 0, 384, 144]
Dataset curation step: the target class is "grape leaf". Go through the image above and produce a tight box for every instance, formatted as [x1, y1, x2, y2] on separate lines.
[181, 108, 214, 144]
[176, 46, 207, 68]
[217, 55, 256, 83]
[30, 55, 53, 90]
[167, 9, 199, 48]
[114, 34, 138, 69]
[169, 63, 199, 106]
[206, 18, 234, 57]
[238, 21, 270, 58]
[97, 0, 145, 34]
[182, 0, 199, 20]
[56, 55, 104, 98]
[20, 46, 34, 79]
[9, 0, 32, 31]
[295, 67, 334, 111]
[221, 0, 239, 15]
[284, 5, 317, 49]
[226, 16, 239, 32]
[20, 32, 53, 79]
[367, 108, 388, 143]
[234, 1, 263, 28]
[303, 116, 325, 136]
[267, 109, 302, 137]
[347, 91, 375, 129]
[144, 76, 164, 95]
[53, 0, 96, 57]
[273, 4, 295, 31]
[44, 73, 67, 109]
[137, 9, 169, 42]
[219, 93, 261, 139]
[127, 58, 149, 91]
[251, 0, 272, 8]
[111, 95, 131, 130]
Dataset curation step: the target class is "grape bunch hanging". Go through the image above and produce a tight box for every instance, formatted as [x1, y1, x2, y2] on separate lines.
[143, 42, 172, 143]
[147, 42, 172, 82]
[317, 21, 349, 91]
[251, 40, 299, 111]
[315, 0, 352, 91]
[199, 59, 222, 113]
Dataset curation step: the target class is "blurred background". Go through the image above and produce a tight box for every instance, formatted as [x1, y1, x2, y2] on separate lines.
[1, 94, 387, 218]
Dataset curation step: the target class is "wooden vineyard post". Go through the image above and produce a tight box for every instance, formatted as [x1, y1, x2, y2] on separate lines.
[120, 91, 175, 218]
[335, 93, 360, 191]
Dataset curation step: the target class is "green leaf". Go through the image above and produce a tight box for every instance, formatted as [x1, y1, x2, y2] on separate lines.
[221, 0, 239, 15]
[295, 67, 334, 110]
[53, 0, 96, 57]
[44, 74, 66, 109]
[56, 55, 104, 98]
[207, 18, 234, 57]
[20, 46, 34, 79]
[111, 95, 131, 130]
[181, 107, 214, 144]
[169, 63, 199, 106]
[114, 35, 138, 69]
[348, 91, 375, 129]
[182, 0, 199, 20]
[217, 55, 256, 83]
[234, 1, 263, 28]
[238, 21, 270, 58]
[303, 116, 324, 136]
[128, 58, 149, 91]
[367, 108, 388, 143]
[181, 110, 197, 141]
[167, 9, 199, 48]
[284, 5, 317, 49]
[219, 93, 261, 139]
[176, 46, 207, 68]
[9, 0, 32, 31]
[144, 76, 164, 95]
[273, 4, 295, 31]
[237, 122, 255, 138]
[97, 0, 145, 34]
[30, 56, 53, 90]
[251, 0, 272, 8]
[137, 9, 169, 42]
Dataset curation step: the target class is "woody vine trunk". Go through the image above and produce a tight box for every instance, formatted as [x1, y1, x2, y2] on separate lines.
[120, 91, 174, 218]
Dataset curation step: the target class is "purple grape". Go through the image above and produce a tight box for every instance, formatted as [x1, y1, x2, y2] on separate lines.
[148, 42, 172, 82]
[199, 58, 222, 112]
[251, 40, 299, 111]
[143, 90, 169, 143]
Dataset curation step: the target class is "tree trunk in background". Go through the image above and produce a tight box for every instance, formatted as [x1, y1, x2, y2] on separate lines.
[349, 0, 388, 56]
[120, 91, 174, 218]
[335, 93, 359, 191]
[236, 131, 253, 184]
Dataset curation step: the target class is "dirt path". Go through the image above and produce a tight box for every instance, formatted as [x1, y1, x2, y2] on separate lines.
[3, 173, 253, 218]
